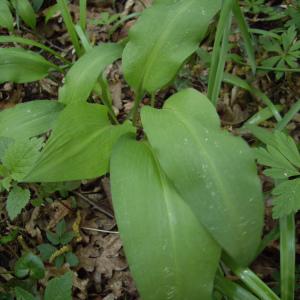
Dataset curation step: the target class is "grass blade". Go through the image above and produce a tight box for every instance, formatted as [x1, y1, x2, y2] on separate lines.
[244, 105, 283, 127]
[75, 24, 92, 52]
[56, 0, 81, 56]
[79, 0, 87, 31]
[0, 35, 70, 64]
[276, 100, 300, 131]
[232, 0, 256, 74]
[207, 0, 233, 105]
[223, 73, 282, 122]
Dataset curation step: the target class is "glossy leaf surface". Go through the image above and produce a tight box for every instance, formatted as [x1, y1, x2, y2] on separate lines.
[122, 0, 221, 94]
[25, 103, 134, 182]
[0, 48, 54, 84]
[59, 43, 123, 104]
[110, 136, 221, 300]
[141, 88, 264, 266]
[0, 100, 64, 140]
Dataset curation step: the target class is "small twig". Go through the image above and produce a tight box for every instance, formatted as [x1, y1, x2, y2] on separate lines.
[81, 227, 119, 234]
[72, 191, 114, 219]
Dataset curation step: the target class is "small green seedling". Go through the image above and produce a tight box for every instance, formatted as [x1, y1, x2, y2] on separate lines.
[38, 219, 78, 268]
[260, 26, 300, 79]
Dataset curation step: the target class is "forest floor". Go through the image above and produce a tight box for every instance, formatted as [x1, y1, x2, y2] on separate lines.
[0, 0, 300, 299]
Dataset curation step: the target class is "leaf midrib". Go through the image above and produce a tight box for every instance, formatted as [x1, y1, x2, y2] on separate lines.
[139, 1, 195, 92]
[165, 107, 244, 244]
[145, 142, 181, 299]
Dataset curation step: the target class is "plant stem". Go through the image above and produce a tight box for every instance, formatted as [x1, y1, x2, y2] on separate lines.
[215, 275, 259, 299]
[96, 79, 119, 124]
[129, 91, 143, 126]
[150, 92, 156, 107]
[57, 0, 82, 56]
[275, 110, 297, 300]
[79, 0, 87, 31]
[223, 255, 281, 300]
[280, 215, 295, 300]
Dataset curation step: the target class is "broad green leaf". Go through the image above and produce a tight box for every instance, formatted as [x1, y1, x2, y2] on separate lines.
[3, 138, 43, 181]
[15, 287, 36, 300]
[59, 43, 123, 105]
[15, 252, 45, 279]
[0, 48, 55, 84]
[0, 0, 14, 31]
[122, 0, 221, 94]
[110, 136, 221, 300]
[0, 100, 64, 140]
[141, 88, 264, 266]
[272, 179, 300, 218]
[25, 103, 134, 182]
[11, 0, 36, 29]
[6, 186, 30, 220]
[0, 137, 14, 161]
[44, 272, 73, 300]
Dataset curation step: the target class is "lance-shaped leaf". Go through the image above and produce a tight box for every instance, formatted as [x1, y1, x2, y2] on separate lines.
[11, 0, 36, 29]
[110, 135, 221, 300]
[122, 0, 221, 94]
[0, 100, 64, 140]
[0, 0, 14, 31]
[141, 89, 264, 266]
[59, 43, 123, 105]
[25, 103, 134, 182]
[0, 48, 55, 84]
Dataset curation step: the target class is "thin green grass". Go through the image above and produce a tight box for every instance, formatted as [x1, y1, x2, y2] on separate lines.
[79, 0, 87, 31]
[0, 35, 71, 64]
[207, 0, 233, 105]
[232, 1, 256, 74]
[57, 0, 82, 56]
